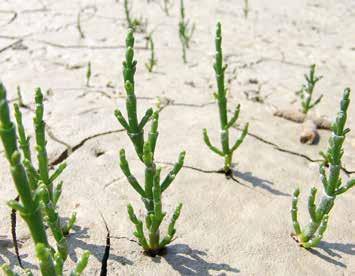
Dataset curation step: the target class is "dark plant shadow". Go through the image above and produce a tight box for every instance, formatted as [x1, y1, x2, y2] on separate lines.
[67, 225, 133, 266]
[0, 237, 37, 270]
[232, 169, 290, 197]
[308, 241, 355, 268]
[162, 243, 240, 275]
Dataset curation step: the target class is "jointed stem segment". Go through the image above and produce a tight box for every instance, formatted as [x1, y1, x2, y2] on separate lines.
[296, 64, 323, 115]
[145, 34, 157, 73]
[115, 29, 153, 161]
[291, 89, 355, 248]
[203, 23, 248, 174]
[0, 82, 89, 275]
[117, 30, 185, 255]
[178, 0, 195, 63]
[124, 0, 146, 33]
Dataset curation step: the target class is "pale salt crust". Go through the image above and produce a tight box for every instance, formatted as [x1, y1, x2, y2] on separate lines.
[0, 0, 354, 275]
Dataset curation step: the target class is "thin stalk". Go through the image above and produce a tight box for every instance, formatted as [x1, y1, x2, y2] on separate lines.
[202, 22, 248, 175]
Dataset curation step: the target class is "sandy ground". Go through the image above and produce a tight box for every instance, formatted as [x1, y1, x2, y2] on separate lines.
[0, 0, 355, 275]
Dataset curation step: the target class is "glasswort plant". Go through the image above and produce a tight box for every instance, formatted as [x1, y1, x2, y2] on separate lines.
[291, 88, 355, 248]
[203, 22, 248, 176]
[296, 64, 323, 115]
[178, 0, 195, 63]
[0, 82, 89, 275]
[124, 0, 147, 33]
[145, 34, 157, 73]
[115, 30, 185, 256]
[86, 61, 91, 87]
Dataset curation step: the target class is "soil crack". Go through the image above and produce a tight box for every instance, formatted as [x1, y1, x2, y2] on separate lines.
[50, 129, 124, 166]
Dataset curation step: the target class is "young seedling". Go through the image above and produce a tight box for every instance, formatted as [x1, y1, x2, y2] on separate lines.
[145, 34, 157, 73]
[160, 0, 173, 15]
[243, 0, 249, 18]
[178, 0, 195, 63]
[17, 85, 25, 107]
[115, 30, 185, 256]
[291, 88, 355, 248]
[274, 65, 329, 144]
[124, 0, 147, 33]
[86, 61, 91, 87]
[296, 64, 323, 115]
[0, 82, 89, 275]
[203, 23, 249, 176]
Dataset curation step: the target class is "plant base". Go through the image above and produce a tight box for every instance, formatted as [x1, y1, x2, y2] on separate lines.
[217, 168, 233, 179]
[290, 233, 307, 248]
[143, 247, 167, 257]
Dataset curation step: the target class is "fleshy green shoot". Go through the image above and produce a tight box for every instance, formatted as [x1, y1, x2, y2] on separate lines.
[115, 29, 185, 256]
[86, 61, 91, 87]
[124, 0, 147, 33]
[0, 82, 88, 275]
[243, 0, 249, 18]
[203, 22, 249, 175]
[291, 88, 355, 248]
[178, 0, 195, 63]
[161, 0, 173, 16]
[296, 64, 323, 115]
[17, 85, 25, 107]
[145, 34, 157, 73]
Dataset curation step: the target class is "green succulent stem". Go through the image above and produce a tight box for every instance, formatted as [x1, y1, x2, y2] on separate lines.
[124, 0, 145, 32]
[118, 30, 185, 255]
[115, 29, 154, 161]
[178, 0, 195, 63]
[14, 103, 32, 161]
[0, 82, 54, 273]
[145, 34, 157, 73]
[0, 82, 87, 275]
[86, 62, 91, 87]
[38, 183, 68, 260]
[34, 88, 51, 197]
[291, 88, 355, 248]
[296, 64, 323, 115]
[203, 22, 248, 174]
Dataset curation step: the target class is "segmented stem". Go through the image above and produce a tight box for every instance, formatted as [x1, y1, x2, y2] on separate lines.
[291, 89, 354, 248]
[202, 23, 248, 174]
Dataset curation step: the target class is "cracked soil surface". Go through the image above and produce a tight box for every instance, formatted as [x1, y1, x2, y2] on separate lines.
[0, 0, 355, 275]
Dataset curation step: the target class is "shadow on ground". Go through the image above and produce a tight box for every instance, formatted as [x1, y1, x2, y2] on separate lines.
[67, 225, 133, 266]
[0, 237, 37, 270]
[161, 243, 240, 275]
[309, 241, 355, 268]
[232, 169, 290, 197]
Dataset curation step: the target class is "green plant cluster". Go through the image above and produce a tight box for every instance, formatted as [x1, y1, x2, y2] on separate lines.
[178, 0, 195, 63]
[0, 4, 354, 274]
[115, 30, 185, 255]
[0, 84, 89, 275]
[291, 88, 355, 248]
[296, 64, 323, 115]
[203, 23, 249, 175]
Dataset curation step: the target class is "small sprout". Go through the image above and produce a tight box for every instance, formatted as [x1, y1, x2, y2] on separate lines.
[17, 85, 25, 107]
[124, 0, 147, 33]
[291, 88, 355, 248]
[145, 34, 157, 73]
[243, 0, 249, 18]
[203, 23, 248, 176]
[296, 64, 323, 115]
[77, 9, 85, 39]
[160, 0, 173, 15]
[86, 62, 91, 87]
[178, 0, 195, 63]
[116, 30, 185, 255]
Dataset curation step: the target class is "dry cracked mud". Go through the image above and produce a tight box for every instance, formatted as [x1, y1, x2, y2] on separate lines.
[0, 0, 355, 275]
